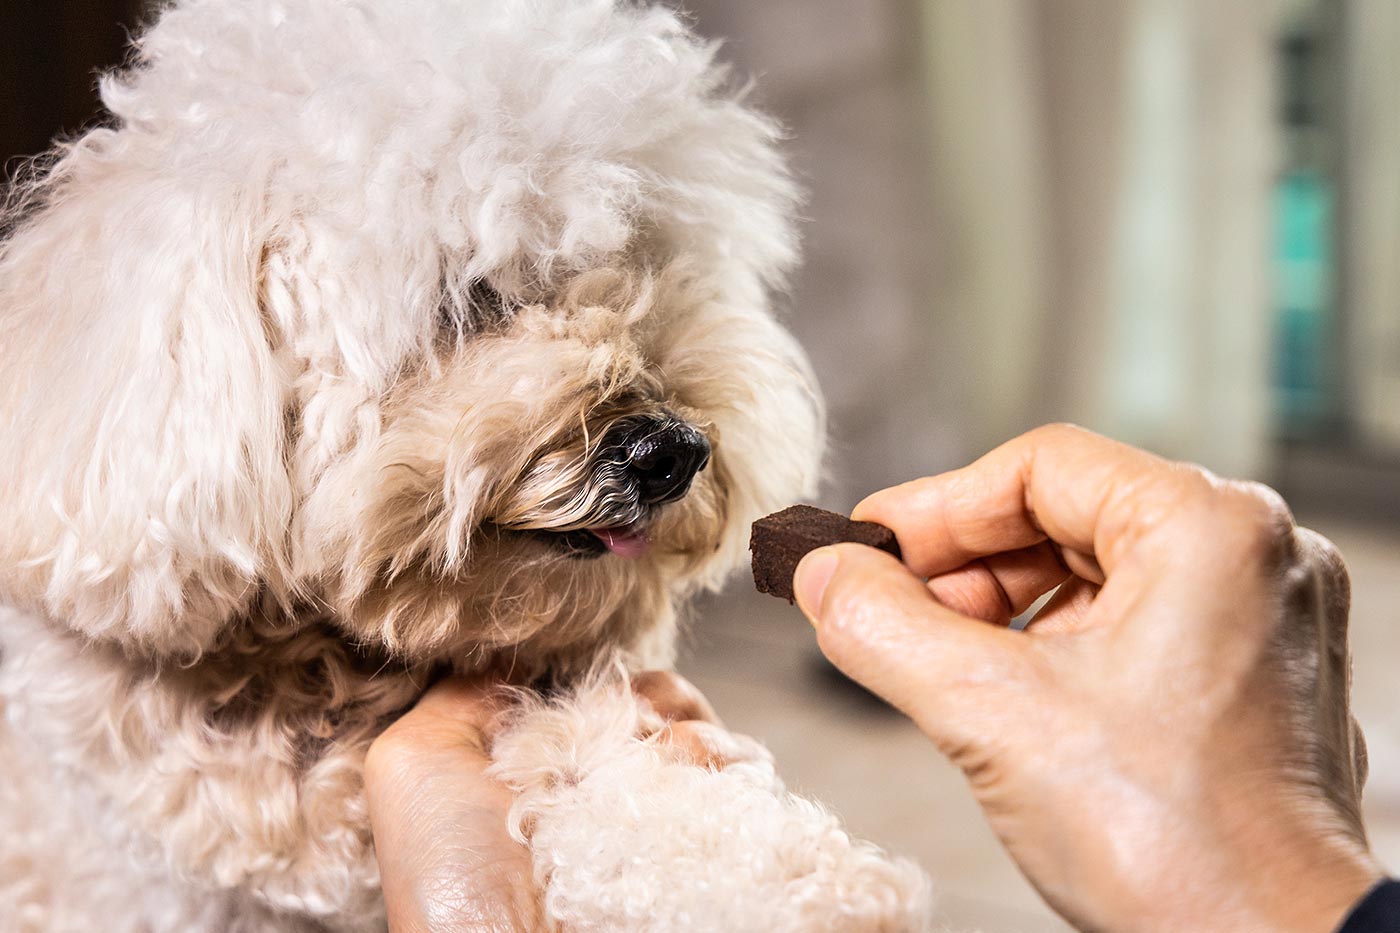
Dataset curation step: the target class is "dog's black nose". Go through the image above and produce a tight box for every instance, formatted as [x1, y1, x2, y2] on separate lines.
[618, 415, 711, 505]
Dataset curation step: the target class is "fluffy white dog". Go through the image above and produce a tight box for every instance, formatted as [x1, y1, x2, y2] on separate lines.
[0, 1, 932, 929]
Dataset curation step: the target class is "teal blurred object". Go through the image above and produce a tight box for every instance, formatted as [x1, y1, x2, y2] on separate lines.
[1273, 166, 1337, 436]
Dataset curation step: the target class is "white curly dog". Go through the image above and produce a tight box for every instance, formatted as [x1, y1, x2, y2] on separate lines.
[0, 1, 932, 929]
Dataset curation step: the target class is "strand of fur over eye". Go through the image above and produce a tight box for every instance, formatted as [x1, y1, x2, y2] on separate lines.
[487, 660, 935, 932]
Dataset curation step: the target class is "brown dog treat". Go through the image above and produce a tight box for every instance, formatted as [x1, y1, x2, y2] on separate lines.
[750, 505, 902, 603]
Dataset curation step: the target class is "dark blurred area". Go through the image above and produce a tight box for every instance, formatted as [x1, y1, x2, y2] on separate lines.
[0, 2, 146, 166]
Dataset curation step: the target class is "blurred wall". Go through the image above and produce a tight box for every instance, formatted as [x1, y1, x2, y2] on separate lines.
[685, 0, 1279, 493]
[681, 0, 961, 509]
[1345, 0, 1400, 452]
[922, 0, 1278, 479]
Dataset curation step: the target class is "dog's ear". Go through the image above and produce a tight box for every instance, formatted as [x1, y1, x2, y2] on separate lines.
[0, 139, 292, 655]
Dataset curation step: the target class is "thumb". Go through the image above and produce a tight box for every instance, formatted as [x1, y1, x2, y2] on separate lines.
[795, 543, 1030, 741]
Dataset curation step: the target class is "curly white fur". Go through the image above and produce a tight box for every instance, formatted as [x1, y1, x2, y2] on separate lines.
[492, 669, 933, 931]
[0, 1, 931, 929]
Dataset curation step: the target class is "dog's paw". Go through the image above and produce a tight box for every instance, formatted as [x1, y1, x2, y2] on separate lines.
[489, 665, 934, 932]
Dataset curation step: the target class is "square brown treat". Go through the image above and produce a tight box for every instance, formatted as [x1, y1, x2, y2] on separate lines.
[750, 504, 902, 603]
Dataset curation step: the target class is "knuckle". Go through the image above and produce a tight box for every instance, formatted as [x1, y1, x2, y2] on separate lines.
[1227, 480, 1294, 530]
[1293, 526, 1349, 587]
[662, 720, 760, 770]
[1238, 516, 1293, 566]
[820, 565, 879, 634]
[1028, 422, 1091, 446]
[631, 669, 708, 722]
[814, 580, 872, 661]
[630, 669, 678, 699]
[1291, 526, 1353, 625]
[1269, 526, 1353, 653]
[816, 585, 860, 642]
[1186, 478, 1294, 564]
[364, 727, 413, 780]
[1126, 466, 1212, 541]
[1158, 465, 1214, 511]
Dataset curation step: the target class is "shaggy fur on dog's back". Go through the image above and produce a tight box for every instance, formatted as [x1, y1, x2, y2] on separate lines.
[0, 2, 931, 929]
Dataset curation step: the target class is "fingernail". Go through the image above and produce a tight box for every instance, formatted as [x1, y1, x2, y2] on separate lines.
[794, 547, 839, 624]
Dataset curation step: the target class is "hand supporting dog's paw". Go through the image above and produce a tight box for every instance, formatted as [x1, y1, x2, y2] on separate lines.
[488, 666, 932, 932]
[366, 671, 732, 932]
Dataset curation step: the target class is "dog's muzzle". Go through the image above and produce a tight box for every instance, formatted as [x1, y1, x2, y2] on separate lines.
[547, 411, 711, 560]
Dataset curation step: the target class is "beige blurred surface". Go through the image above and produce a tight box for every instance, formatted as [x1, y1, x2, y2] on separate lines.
[678, 513, 1400, 932]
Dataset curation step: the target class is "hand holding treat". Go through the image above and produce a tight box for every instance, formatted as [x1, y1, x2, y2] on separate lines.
[764, 425, 1381, 933]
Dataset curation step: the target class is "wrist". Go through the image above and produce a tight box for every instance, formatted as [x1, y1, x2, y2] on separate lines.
[1232, 829, 1381, 933]
[1126, 807, 1382, 933]
[1041, 790, 1382, 933]
[1211, 773, 1381, 932]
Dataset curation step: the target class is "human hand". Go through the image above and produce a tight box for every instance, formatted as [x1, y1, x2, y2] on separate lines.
[794, 424, 1380, 933]
[365, 671, 728, 932]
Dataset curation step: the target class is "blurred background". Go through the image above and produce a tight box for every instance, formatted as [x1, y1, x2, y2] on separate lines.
[3, 1, 1398, 929]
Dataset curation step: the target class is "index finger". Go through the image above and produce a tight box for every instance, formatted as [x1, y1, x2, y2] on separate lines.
[852, 424, 1214, 579]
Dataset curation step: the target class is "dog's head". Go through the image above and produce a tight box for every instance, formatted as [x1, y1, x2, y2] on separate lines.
[0, 0, 822, 667]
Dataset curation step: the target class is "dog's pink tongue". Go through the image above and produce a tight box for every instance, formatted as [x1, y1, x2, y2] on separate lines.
[590, 527, 649, 559]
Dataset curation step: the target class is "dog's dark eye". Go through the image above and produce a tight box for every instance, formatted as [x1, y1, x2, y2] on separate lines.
[439, 278, 512, 332]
